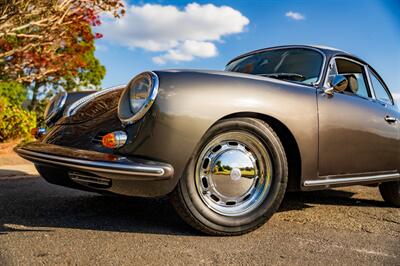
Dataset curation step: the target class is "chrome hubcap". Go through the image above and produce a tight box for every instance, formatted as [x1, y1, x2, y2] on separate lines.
[195, 131, 273, 216]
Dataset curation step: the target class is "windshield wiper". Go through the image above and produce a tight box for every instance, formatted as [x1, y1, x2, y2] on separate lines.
[259, 73, 306, 82]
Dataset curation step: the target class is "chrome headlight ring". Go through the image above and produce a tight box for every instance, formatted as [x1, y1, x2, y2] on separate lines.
[44, 92, 67, 126]
[118, 71, 159, 125]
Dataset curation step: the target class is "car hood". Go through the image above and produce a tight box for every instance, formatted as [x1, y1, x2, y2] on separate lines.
[155, 69, 296, 84]
[57, 86, 124, 125]
[57, 69, 311, 125]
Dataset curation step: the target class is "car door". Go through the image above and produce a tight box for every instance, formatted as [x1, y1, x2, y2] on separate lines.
[317, 57, 399, 177]
[366, 66, 400, 171]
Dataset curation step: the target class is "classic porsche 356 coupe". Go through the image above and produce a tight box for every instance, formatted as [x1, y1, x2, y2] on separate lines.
[17, 45, 400, 235]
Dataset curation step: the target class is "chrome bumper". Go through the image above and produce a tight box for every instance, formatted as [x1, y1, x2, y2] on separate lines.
[15, 142, 174, 181]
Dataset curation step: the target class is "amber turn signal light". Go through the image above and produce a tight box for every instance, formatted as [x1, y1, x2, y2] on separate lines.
[30, 128, 38, 137]
[31, 127, 46, 139]
[101, 131, 127, 149]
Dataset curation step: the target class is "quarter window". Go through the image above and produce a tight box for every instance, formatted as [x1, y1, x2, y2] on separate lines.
[368, 69, 393, 105]
[326, 61, 338, 80]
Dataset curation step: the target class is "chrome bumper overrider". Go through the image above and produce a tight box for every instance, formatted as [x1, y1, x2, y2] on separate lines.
[15, 142, 174, 181]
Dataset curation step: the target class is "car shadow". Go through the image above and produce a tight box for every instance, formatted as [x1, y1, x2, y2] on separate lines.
[279, 189, 387, 212]
[0, 177, 387, 236]
[0, 169, 31, 178]
[0, 177, 197, 236]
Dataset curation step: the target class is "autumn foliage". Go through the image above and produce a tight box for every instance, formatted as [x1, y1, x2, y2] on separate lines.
[0, 0, 124, 85]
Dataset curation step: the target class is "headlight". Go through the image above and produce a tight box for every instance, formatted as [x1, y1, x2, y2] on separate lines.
[118, 71, 159, 125]
[44, 92, 67, 126]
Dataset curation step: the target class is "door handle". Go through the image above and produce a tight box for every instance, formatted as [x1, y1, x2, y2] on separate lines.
[384, 115, 397, 123]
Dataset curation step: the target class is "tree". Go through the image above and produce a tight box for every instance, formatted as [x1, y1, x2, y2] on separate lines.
[0, 81, 27, 106]
[0, 81, 35, 142]
[29, 26, 107, 110]
[60, 34, 106, 92]
[0, 0, 124, 109]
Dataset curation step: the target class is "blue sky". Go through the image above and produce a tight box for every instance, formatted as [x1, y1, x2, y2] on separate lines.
[95, 0, 400, 100]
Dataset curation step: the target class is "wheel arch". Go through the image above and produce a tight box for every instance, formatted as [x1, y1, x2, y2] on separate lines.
[220, 112, 302, 191]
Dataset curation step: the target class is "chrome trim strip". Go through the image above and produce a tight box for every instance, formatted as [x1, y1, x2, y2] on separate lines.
[364, 64, 377, 99]
[17, 148, 172, 180]
[65, 85, 125, 117]
[303, 173, 400, 187]
[45, 92, 68, 125]
[69, 172, 111, 186]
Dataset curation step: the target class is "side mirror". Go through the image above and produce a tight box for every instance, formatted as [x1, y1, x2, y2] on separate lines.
[324, 74, 348, 95]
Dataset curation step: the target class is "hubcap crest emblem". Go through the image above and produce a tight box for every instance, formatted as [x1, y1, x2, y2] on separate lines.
[230, 168, 241, 181]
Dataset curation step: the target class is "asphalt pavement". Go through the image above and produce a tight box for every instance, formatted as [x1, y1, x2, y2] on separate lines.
[0, 164, 399, 265]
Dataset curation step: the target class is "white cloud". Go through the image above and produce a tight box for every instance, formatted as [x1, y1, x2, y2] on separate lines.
[99, 3, 249, 63]
[285, 11, 305, 21]
[152, 40, 217, 64]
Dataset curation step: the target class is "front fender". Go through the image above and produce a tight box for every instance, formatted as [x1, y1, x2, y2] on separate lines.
[120, 70, 319, 195]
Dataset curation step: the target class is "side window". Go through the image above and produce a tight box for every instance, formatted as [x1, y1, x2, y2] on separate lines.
[335, 58, 371, 99]
[368, 68, 393, 105]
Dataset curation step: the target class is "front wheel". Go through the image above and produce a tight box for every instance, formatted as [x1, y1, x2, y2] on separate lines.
[170, 118, 288, 235]
[379, 181, 400, 207]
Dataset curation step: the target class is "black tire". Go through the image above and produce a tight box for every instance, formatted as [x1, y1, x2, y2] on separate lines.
[170, 118, 288, 235]
[379, 181, 400, 207]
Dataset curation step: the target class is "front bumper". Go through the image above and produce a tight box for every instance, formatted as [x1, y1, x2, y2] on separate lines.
[15, 142, 175, 197]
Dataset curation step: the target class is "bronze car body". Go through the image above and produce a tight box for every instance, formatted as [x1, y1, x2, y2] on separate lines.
[16, 45, 400, 235]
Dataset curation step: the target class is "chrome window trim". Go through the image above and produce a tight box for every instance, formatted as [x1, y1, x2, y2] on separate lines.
[365, 66, 395, 106]
[64, 85, 126, 117]
[118, 71, 159, 125]
[364, 65, 377, 99]
[226, 46, 327, 86]
[322, 56, 376, 99]
[45, 92, 68, 125]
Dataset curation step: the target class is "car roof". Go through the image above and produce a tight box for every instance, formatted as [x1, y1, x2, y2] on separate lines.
[226, 45, 366, 66]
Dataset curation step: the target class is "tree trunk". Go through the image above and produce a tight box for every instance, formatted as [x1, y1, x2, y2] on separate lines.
[29, 82, 41, 111]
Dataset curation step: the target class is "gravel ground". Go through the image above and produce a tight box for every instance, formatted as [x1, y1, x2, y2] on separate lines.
[0, 165, 399, 265]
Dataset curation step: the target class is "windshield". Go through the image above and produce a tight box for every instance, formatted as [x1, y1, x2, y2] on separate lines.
[225, 48, 324, 85]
